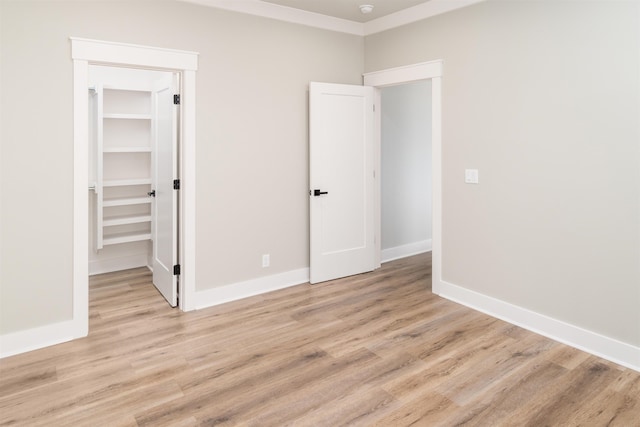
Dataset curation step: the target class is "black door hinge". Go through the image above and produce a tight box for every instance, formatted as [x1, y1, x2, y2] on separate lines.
[174, 94, 180, 105]
[173, 264, 181, 275]
[173, 179, 180, 190]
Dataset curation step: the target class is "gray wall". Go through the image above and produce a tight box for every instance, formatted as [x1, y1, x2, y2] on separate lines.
[0, 0, 363, 334]
[366, 0, 640, 346]
[381, 81, 432, 250]
[2, 0, 638, 352]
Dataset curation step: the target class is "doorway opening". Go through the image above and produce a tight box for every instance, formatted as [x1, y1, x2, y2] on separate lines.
[88, 65, 180, 306]
[307, 61, 441, 288]
[72, 38, 198, 340]
[364, 60, 443, 295]
[379, 80, 432, 264]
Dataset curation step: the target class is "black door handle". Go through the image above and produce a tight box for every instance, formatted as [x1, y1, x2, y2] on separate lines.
[148, 190, 156, 197]
[313, 189, 328, 196]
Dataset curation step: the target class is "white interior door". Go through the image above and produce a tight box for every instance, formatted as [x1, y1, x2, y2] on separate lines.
[152, 74, 178, 306]
[309, 82, 375, 284]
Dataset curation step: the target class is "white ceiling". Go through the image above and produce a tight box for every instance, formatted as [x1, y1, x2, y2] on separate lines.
[180, 0, 485, 35]
[260, 0, 431, 23]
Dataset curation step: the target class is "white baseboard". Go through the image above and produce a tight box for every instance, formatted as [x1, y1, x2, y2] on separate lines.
[381, 239, 432, 263]
[0, 320, 80, 359]
[89, 254, 149, 276]
[439, 280, 640, 372]
[194, 268, 310, 310]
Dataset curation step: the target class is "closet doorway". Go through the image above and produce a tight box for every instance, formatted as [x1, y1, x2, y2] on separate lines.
[88, 65, 179, 306]
[72, 38, 198, 341]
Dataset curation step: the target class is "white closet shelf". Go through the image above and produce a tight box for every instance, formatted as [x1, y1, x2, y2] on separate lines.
[103, 231, 151, 246]
[103, 178, 152, 187]
[103, 147, 152, 153]
[103, 215, 151, 227]
[103, 113, 152, 120]
[103, 197, 152, 207]
[93, 81, 154, 253]
[103, 85, 152, 93]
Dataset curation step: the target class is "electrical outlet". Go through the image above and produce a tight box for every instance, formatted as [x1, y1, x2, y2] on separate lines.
[262, 254, 270, 268]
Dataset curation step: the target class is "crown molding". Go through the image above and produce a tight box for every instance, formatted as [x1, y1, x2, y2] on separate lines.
[179, 0, 364, 35]
[364, 0, 486, 36]
[178, 0, 486, 36]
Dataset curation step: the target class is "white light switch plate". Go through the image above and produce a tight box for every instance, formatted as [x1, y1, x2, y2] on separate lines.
[465, 169, 479, 184]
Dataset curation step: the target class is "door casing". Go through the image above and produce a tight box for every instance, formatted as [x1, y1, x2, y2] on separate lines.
[364, 60, 443, 295]
[72, 38, 199, 340]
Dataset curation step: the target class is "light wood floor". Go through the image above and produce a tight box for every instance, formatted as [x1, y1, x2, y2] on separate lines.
[1, 253, 639, 426]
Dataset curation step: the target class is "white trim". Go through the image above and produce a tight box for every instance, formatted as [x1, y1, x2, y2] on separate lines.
[66, 38, 198, 359]
[439, 280, 640, 372]
[73, 59, 90, 339]
[363, 61, 443, 87]
[179, 0, 363, 35]
[194, 268, 310, 310]
[363, 0, 486, 36]
[89, 254, 149, 276]
[0, 320, 77, 358]
[373, 88, 382, 269]
[381, 240, 432, 263]
[180, 70, 197, 311]
[430, 76, 442, 295]
[364, 60, 443, 296]
[177, 0, 485, 36]
[71, 38, 198, 70]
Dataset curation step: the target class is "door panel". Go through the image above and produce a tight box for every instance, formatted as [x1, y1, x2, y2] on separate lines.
[309, 82, 375, 284]
[152, 75, 178, 306]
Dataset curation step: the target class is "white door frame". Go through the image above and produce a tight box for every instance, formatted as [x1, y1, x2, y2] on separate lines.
[364, 60, 443, 295]
[71, 38, 199, 338]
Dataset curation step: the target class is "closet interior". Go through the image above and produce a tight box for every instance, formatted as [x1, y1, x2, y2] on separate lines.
[88, 65, 175, 276]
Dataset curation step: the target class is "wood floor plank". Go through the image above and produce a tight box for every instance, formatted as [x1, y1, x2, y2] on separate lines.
[1, 252, 639, 426]
[243, 350, 425, 426]
[435, 332, 559, 406]
[372, 391, 458, 426]
[194, 348, 385, 426]
[521, 358, 628, 426]
[381, 329, 516, 404]
[442, 360, 568, 426]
